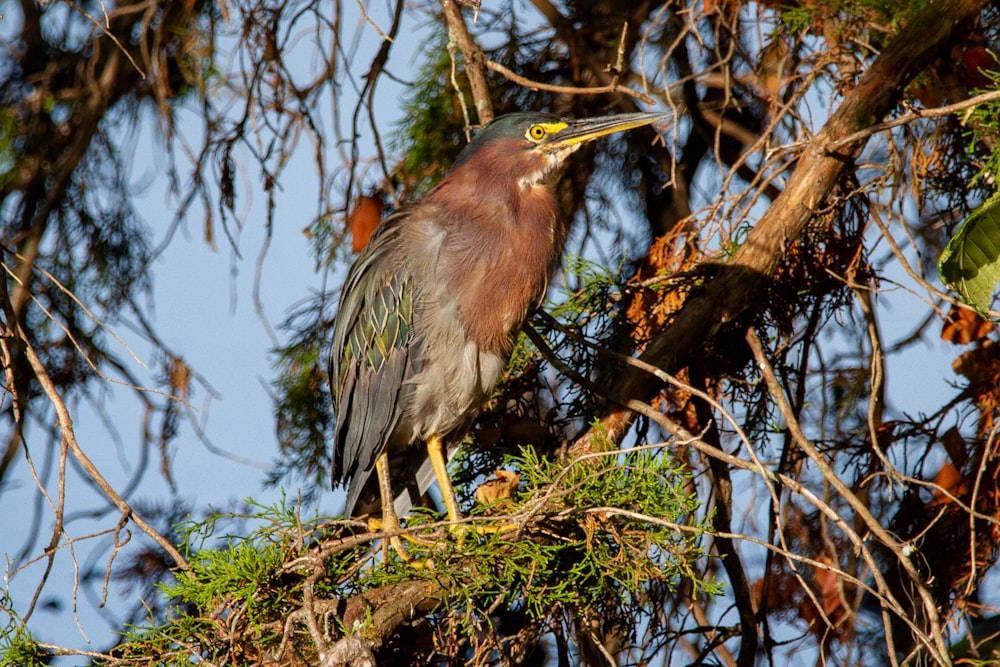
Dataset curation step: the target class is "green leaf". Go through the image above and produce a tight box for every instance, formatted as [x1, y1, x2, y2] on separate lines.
[939, 193, 1000, 315]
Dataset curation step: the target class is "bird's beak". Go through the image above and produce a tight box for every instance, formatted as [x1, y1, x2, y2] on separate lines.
[543, 111, 670, 150]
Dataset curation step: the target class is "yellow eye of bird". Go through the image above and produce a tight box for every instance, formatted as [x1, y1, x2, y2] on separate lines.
[527, 125, 547, 141]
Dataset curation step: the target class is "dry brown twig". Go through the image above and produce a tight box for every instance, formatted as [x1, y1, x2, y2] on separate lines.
[825, 88, 1000, 151]
[355, 0, 393, 43]
[484, 59, 656, 106]
[440, 0, 494, 126]
[12, 316, 190, 571]
[745, 327, 946, 665]
[483, 22, 655, 106]
[60, 0, 146, 77]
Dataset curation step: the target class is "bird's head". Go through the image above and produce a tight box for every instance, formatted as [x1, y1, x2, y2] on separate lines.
[451, 111, 669, 189]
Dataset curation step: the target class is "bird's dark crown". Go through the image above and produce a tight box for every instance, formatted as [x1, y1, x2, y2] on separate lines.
[452, 110, 670, 172]
[453, 112, 564, 168]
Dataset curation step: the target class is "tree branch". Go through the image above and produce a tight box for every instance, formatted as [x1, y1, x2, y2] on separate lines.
[485, 59, 655, 105]
[13, 317, 190, 571]
[745, 327, 945, 664]
[572, 0, 990, 456]
[439, 0, 494, 125]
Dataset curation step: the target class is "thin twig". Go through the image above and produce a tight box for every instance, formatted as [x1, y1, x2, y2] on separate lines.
[14, 317, 190, 570]
[355, 0, 393, 42]
[61, 0, 146, 77]
[745, 326, 947, 665]
[439, 0, 493, 124]
[825, 88, 1000, 151]
[11, 253, 145, 367]
[485, 60, 655, 106]
[1, 260, 188, 406]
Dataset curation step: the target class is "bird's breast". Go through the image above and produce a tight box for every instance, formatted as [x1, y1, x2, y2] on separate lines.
[402, 295, 506, 442]
[380, 188, 562, 447]
[441, 193, 560, 357]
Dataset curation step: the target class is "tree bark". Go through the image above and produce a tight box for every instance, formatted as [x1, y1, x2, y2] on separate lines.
[572, 0, 990, 457]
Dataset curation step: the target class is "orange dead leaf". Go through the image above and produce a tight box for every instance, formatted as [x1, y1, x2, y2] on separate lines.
[474, 469, 521, 507]
[952, 343, 1000, 388]
[813, 557, 848, 624]
[942, 305, 994, 345]
[348, 193, 384, 252]
[756, 38, 790, 102]
[168, 355, 190, 401]
[953, 342, 1000, 434]
[929, 462, 969, 507]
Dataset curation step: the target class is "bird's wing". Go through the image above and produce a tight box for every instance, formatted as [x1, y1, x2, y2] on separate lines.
[329, 217, 420, 514]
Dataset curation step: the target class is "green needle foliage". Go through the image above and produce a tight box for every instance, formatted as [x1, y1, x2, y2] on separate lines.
[71, 447, 714, 666]
[0, 596, 51, 667]
[105, 498, 337, 665]
[468, 442, 719, 620]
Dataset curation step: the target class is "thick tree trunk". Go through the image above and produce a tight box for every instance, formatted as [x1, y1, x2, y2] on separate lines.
[572, 0, 989, 457]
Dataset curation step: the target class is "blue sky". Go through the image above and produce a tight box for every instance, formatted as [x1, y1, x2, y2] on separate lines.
[0, 2, 985, 664]
[1, 1, 425, 657]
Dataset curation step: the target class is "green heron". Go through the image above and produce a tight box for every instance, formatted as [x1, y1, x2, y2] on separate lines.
[330, 110, 667, 556]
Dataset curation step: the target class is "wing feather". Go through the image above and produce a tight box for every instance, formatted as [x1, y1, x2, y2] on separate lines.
[329, 216, 420, 515]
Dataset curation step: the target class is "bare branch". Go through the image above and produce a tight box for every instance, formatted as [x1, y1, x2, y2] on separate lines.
[485, 59, 656, 106]
[14, 317, 189, 571]
[440, 0, 493, 125]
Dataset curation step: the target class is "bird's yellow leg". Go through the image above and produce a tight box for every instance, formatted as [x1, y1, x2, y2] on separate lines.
[371, 453, 414, 563]
[427, 434, 464, 528]
[427, 436, 517, 541]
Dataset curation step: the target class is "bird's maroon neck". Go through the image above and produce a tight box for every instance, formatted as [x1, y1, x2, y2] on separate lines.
[426, 146, 564, 356]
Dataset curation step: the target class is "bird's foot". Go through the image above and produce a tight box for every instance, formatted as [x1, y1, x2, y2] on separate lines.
[445, 518, 520, 550]
[367, 516, 411, 563]
[472, 520, 519, 535]
[367, 517, 440, 567]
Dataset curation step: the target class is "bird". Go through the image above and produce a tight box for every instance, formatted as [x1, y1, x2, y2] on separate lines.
[329, 110, 668, 557]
